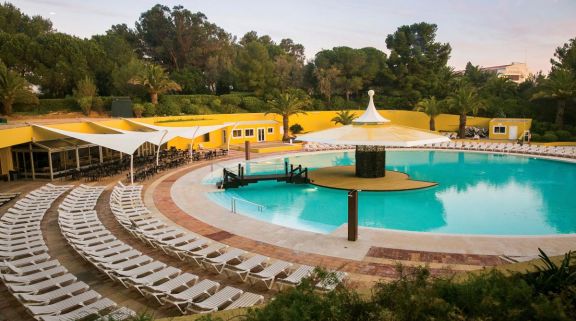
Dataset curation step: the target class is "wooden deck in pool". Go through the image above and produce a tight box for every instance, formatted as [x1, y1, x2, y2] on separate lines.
[308, 166, 437, 191]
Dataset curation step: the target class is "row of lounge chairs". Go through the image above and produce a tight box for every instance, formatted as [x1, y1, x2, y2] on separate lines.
[0, 184, 133, 321]
[303, 141, 576, 159]
[0, 192, 19, 208]
[59, 184, 264, 314]
[110, 183, 348, 294]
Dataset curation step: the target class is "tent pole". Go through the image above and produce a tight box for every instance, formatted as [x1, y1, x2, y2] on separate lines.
[156, 130, 168, 166]
[29, 143, 35, 180]
[99, 146, 103, 163]
[48, 151, 53, 181]
[130, 154, 134, 184]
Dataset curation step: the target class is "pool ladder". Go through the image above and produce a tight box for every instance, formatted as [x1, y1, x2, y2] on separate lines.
[231, 197, 265, 213]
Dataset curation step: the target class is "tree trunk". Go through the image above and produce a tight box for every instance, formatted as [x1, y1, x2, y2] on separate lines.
[1, 97, 14, 115]
[429, 116, 436, 131]
[283, 115, 290, 141]
[555, 100, 565, 129]
[345, 91, 350, 102]
[151, 92, 159, 105]
[459, 113, 466, 138]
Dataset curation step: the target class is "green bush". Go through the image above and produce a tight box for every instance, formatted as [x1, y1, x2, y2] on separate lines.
[210, 98, 222, 109]
[77, 97, 92, 115]
[132, 103, 144, 118]
[142, 103, 155, 117]
[290, 123, 303, 134]
[155, 100, 181, 116]
[92, 96, 104, 113]
[543, 131, 559, 142]
[555, 130, 572, 141]
[220, 94, 242, 106]
[242, 96, 266, 112]
[530, 133, 542, 142]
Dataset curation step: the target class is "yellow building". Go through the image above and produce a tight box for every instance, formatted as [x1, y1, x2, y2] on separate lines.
[488, 118, 532, 140]
[0, 111, 504, 180]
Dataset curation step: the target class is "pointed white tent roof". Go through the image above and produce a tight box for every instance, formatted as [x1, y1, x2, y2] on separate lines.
[353, 90, 390, 124]
[297, 91, 449, 147]
[33, 125, 166, 155]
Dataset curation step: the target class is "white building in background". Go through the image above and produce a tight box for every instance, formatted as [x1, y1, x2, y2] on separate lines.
[481, 62, 531, 83]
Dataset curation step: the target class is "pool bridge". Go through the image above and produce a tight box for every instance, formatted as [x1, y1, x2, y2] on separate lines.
[220, 162, 310, 188]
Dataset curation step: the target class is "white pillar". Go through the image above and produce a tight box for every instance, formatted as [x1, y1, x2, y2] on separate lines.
[130, 154, 134, 184]
[29, 144, 35, 180]
[75, 147, 80, 170]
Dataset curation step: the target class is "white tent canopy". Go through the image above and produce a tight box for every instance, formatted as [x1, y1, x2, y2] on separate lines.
[125, 119, 228, 144]
[33, 125, 166, 155]
[297, 91, 449, 147]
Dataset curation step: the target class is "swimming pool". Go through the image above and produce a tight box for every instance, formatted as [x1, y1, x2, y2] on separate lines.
[205, 151, 576, 236]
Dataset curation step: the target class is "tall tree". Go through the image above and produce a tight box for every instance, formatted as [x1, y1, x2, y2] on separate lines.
[414, 96, 443, 131]
[314, 67, 340, 103]
[266, 89, 310, 140]
[385, 22, 451, 107]
[0, 61, 38, 115]
[128, 64, 182, 104]
[447, 83, 486, 138]
[531, 69, 576, 128]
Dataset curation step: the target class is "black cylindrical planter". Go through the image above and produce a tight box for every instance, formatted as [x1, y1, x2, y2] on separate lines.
[355, 145, 386, 178]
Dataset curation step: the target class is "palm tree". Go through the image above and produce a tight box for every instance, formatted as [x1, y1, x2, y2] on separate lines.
[331, 110, 357, 125]
[0, 62, 38, 115]
[128, 64, 182, 104]
[266, 89, 310, 141]
[414, 96, 443, 131]
[447, 83, 486, 138]
[531, 68, 576, 129]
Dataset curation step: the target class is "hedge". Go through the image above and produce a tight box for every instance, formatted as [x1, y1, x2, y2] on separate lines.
[14, 96, 116, 114]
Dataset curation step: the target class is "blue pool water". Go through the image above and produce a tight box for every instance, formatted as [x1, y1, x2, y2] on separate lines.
[205, 151, 576, 235]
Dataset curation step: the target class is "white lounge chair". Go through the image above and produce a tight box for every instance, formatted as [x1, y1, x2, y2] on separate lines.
[187, 286, 243, 314]
[224, 292, 264, 310]
[275, 265, 315, 290]
[315, 271, 347, 291]
[140, 272, 199, 305]
[17, 281, 89, 305]
[182, 243, 227, 265]
[247, 261, 292, 289]
[162, 279, 220, 314]
[26, 290, 101, 317]
[124, 266, 181, 294]
[38, 298, 117, 321]
[8, 273, 77, 294]
[202, 248, 246, 274]
[223, 255, 268, 281]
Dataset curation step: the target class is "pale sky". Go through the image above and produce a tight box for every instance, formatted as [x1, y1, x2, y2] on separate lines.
[12, 0, 576, 74]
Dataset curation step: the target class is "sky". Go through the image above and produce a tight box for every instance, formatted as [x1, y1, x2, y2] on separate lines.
[12, 0, 576, 74]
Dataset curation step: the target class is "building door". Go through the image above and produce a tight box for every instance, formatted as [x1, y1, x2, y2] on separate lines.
[257, 128, 265, 142]
[222, 129, 227, 144]
[509, 126, 518, 140]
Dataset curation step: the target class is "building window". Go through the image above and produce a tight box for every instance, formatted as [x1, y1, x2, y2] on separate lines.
[203, 133, 210, 142]
[494, 126, 506, 134]
[267, 127, 274, 134]
[232, 129, 242, 138]
[244, 129, 254, 137]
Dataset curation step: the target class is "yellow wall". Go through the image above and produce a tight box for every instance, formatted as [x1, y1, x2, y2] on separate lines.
[488, 119, 532, 140]
[0, 147, 13, 175]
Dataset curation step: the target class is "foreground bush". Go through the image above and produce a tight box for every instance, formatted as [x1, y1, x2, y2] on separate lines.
[200, 251, 575, 321]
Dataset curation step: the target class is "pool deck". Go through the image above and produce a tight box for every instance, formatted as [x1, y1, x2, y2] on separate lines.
[308, 165, 437, 191]
[143, 151, 576, 281]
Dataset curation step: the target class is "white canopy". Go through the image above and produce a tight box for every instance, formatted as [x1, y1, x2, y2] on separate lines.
[298, 91, 449, 147]
[33, 125, 166, 155]
[125, 119, 228, 144]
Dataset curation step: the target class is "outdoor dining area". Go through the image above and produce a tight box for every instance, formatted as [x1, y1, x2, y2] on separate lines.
[7, 122, 231, 183]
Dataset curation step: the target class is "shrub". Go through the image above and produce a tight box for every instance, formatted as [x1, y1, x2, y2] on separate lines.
[530, 133, 542, 142]
[242, 96, 266, 112]
[555, 130, 572, 141]
[210, 98, 222, 110]
[92, 96, 104, 113]
[220, 94, 242, 106]
[132, 103, 144, 118]
[290, 123, 303, 134]
[142, 103, 155, 117]
[542, 131, 559, 142]
[155, 100, 181, 116]
[77, 97, 92, 115]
